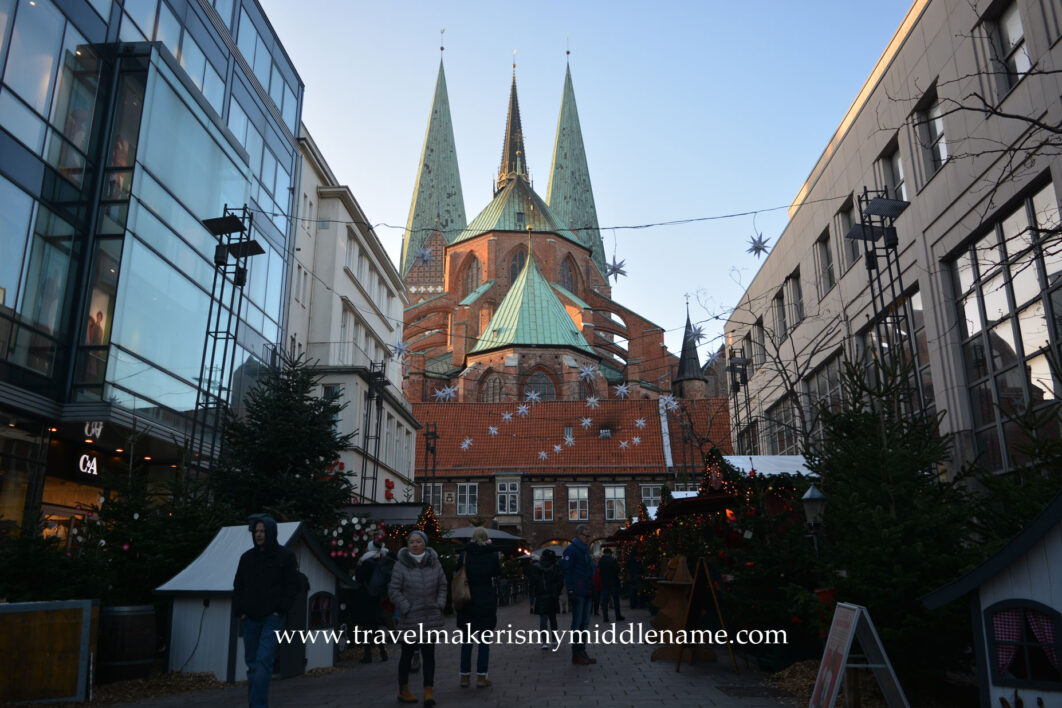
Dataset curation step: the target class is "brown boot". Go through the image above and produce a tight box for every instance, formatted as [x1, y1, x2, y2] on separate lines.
[397, 685, 417, 703]
[423, 686, 436, 707]
[476, 674, 491, 688]
[460, 674, 470, 688]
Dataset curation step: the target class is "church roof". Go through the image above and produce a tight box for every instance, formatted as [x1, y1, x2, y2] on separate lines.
[547, 64, 608, 278]
[470, 249, 595, 356]
[674, 312, 706, 384]
[497, 72, 528, 190]
[452, 175, 583, 248]
[401, 60, 467, 276]
[458, 279, 495, 306]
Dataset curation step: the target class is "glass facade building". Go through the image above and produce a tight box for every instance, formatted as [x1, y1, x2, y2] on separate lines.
[0, 0, 301, 537]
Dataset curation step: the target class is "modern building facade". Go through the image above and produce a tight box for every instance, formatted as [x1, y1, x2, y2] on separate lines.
[724, 0, 1061, 475]
[0, 0, 301, 538]
[290, 126, 418, 504]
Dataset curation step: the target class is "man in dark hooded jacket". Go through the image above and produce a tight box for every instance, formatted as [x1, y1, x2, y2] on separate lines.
[233, 515, 299, 708]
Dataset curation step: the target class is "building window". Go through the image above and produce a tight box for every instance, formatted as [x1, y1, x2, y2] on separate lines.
[788, 269, 804, 325]
[989, 1, 1031, 89]
[525, 371, 556, 401]
[815, 230, 836, 297]
[604, 485, 625, 521]
[480, 373, 503, 402]
[737, 421, 759, 455]
[345, 234, 358, 272]
[533, 487, 553, 521]
[560, 258, 576, 292]
[951, 183, 1061, 471]
[457, 483, 478, 516]
[917, 90, 947, 175]
[766, 397, 799, 455]
[568, 486, 588, 521]
[509, 248, 526, 284]
[881, 143, 907, 201]
[462, 256, 481, 297]
[641, 485, 661, 508]
[838, 198, 861, 269]
[773, 290, 787, 337]
[421, 483, 442, 509]
[984, 600, 1062, 687]
[805, 354, 844, 442]
[497, 482, 519, 515]
[740, 336, 754, 378]
[753, 319, 765, 367]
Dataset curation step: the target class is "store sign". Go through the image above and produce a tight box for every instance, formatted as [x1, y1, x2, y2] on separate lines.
[78, 454, 99, 476]
[84, 421, 104, 438]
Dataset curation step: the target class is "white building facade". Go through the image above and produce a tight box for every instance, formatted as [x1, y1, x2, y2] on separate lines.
[725, 0, 1062, 475]
[288, 126, 418, 502]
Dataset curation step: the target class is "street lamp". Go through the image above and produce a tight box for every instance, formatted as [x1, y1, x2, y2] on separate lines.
[801, 483, 826, 562]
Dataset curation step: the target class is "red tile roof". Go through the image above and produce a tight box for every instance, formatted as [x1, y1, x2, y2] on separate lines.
[412, 398, 730, 478]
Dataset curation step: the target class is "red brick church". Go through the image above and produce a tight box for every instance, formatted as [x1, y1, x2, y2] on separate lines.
[399, 58, 729, 549]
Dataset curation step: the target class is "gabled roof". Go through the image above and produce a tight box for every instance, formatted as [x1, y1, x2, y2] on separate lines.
[923, 492, 1062, 609]
[469, 251, 595, 356]
[674, 312, 706, 383]
[459, 279, 495, 306]
[497, 71, 528, 190]
[551, 282, 589, 310]
[453, 175, 583, 248]
[546, 64, 607, 277]
[401, 60, 467, 276]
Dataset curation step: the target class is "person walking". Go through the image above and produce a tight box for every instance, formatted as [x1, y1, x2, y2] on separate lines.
[598, 547, 625, 623]
[353, 537, 391, 662]
[232, 515, 300, 708]
[561, 524, 596, 665]
[528, 548, 564, 648]
[455, 527, 501, 688]
[389, 530, 446, 707]
[625, 550, 644, 609]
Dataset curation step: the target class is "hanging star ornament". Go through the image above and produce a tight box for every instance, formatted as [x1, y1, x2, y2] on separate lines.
[580, 417, 593, 429]
[413, 246, 434, 266]
[632, 436, 641, 445]
[613, 382, 630, 399]
[460, 437, 473, 450]
[538, 450, 549, 460]
[488, 426, 499, 436]
[432, 385, 457, 402]
[660, 394, 679, 412]
[553, 444, 562, 454]
[634, 418, 646, 429]
[517, 404, 530, 416]
[390, 339, 410, 359]
[578, 364, 598, 382]
[746, 233, 770, 258]
[690, 323, 705, 344]
[619, 440, 629, 450]
[606, 256, 627, 282]
[564, 433, 575, 446]
[524, 389, 542, 404]
[501, 411, 513, 423]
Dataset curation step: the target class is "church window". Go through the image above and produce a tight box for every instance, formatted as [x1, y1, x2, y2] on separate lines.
[526, 371, 556, 401]
[480, 373, 503, 402]
[510, 248, 526, 283]
[561, 258, 576, 292]
[463, 256, 481, 297]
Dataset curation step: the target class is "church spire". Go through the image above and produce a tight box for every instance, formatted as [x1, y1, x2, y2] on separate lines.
[547, 61, 607, 278]
[401, 58, 467, 277]
[674, 308, 706, 385]
[497, 59, 528, 192]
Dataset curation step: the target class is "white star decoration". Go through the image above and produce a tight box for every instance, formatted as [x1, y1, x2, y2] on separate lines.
[614, 382, 630, 399]
[690, 324, 705, 344]
[553, 444, 562, 453]
[634, 418, 646, 429]
[619, 440, 629, 450]
[524, 389, 541, 404]
[747, 233, 770, 258]
[606, 256, 627, 282]
[580, 417, 593, 429]
[432, 385, 457, 402]
[517, 404, 529, 416]
[660, 394, 679, 412]
[564, 434, 575, 446]
[585, 396, 600, 409]
[390, 339, 410, 359]
[578, 364, 598, 382]
[632, 436, 641, 445]
[460, 437, 473, 450]
[538, 450, 548, 460]
[502, 412, 513, 423]
[488, 426, 498, 435]
[414, 246, 434, 266]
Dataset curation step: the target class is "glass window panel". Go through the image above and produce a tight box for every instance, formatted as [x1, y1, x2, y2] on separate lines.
[965, 339, 989, 381]
[1000, 203, 1032, 257]
[245, 123, 263, 174]
[991, 319, 1019, 369]
[128, 198, 211, 285]
[237, 10, 256, 64]
[1026, 354, 1058, 403]
[17, 206, 74, 335]
[212, 0, 233, 27]
[4, 0, 64, 113]
[260, 148, 277, 196]
[50, 29, 98, 152]
[0, 0, 16, 58]
[268, 63, 284, 108]
[252, 35, 270, 88]
[264, 242, 282, 321]
[111, 238, 210, 386]
[0, 87, 46, 153]
[982, 273, 1009, 324]
[227, 96, 247, 142]
[977, 232, 1004, 277]
[179, 33, 206, 91]
[1017, 301, 1049, 354]
[960, 292, 983, 337]
[921, 366, 935, 407]
[82, 238, 120, 347]
[0, 174, 33, 310]
[87, 0, 110, 20]
[995, 366, 1026, 417]
[155, 1, 180, 59]
[955, 251, 976, 293]
[1009, 249, 1040, 308]
[109, 72, 145, 168]
[1003, 420, 1033, 467]
[123, 0, 156, 40]
[203, 62, 224, 115]
[118, 12, 147, 41]
[283, 84, 296, 133]
[976, 429, 1004, 471]
[107, 347, 197, 414]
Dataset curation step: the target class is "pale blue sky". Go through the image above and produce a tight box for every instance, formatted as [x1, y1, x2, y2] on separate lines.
[260, 0, 915, 358]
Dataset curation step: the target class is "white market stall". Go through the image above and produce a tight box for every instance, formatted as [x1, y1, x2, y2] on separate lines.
[156, 521, 352, 682]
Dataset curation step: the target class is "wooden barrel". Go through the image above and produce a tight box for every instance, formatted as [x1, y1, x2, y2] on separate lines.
[97, 605, 156, 683]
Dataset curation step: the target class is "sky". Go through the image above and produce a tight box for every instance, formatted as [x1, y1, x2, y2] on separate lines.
[259, 0, 916, 359]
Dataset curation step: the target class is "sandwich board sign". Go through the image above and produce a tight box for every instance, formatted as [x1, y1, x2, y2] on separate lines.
[808, 602, 909, 708]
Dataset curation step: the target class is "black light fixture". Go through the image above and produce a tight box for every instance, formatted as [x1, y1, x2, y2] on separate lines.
[801, 484, 826, 528]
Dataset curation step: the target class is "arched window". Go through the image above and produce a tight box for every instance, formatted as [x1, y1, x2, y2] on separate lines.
[526, 371, 556, 401]
[463, 257, 481, 297]
[480, 373, 503, 402]
[510, 249, 527, 283]
[561, 258, 576, 292]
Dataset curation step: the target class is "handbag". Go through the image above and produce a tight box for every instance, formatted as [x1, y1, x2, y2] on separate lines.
[452, 563, 471, 611]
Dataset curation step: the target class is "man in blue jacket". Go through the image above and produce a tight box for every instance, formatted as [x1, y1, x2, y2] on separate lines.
[561, 524, 596, 665]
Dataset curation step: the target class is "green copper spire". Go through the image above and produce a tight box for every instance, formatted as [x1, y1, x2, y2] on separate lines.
[497, 69, 528, 192]
[401, 59, 467, 276]
[547, 63, 607, 277]
[470, 246, 595, 356]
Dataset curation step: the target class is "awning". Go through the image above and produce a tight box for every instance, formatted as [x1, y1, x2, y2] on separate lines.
[339, 502, 424, 526]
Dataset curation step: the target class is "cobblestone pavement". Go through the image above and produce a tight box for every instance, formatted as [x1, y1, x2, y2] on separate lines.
[116, 600, 796, 708]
